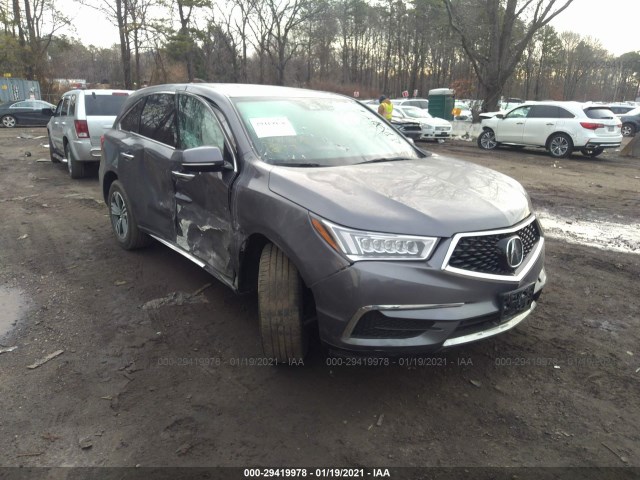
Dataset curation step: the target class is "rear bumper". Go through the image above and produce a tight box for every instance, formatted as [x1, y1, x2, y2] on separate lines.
[70, 139, 101, 163]
[583, 141, 621, 149]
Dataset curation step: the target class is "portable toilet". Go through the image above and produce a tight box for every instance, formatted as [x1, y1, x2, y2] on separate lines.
[428, 88, 455, 121]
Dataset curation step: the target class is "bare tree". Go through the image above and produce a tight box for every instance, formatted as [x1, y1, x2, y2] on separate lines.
[443, 0, 574, 111]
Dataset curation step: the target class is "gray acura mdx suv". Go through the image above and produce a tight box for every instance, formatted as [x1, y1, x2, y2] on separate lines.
[99, 84, 546, 361]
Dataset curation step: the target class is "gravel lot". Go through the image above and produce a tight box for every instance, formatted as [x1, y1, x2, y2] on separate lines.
[0, 126, 639, 471]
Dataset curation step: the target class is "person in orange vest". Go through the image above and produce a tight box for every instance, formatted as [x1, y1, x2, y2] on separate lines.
[378, 95, 393, 121]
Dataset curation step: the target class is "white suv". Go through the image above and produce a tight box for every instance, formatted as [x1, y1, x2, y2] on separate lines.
[478, 102, 622, 158]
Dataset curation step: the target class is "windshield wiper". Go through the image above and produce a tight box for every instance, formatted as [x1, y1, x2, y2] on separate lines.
[358, 157, 409, 165]
[272, 162, 323, 167]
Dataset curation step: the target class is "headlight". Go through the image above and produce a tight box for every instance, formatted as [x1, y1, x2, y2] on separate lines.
[311, 217, 438, 261]
[421, 123, 434, 130]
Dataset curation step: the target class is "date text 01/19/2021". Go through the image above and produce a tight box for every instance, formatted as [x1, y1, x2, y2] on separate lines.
[243, 468, 391, 477]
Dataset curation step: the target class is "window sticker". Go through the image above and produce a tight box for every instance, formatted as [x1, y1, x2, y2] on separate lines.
[250, 117, 296, 138]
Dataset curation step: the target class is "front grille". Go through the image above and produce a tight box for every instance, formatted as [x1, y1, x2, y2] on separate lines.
[435, 126, 451, 131]
[351, 311, 434, 339]
[447, 220, 541, 275]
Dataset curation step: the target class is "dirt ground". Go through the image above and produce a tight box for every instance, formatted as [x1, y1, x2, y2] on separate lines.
[0, 126, 639, 472]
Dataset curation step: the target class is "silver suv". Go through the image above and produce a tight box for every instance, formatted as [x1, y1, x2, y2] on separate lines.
[47, 89, 132, 178]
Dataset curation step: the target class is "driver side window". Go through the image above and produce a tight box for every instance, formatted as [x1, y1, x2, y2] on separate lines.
[177, 94, 225, 152]
[505, 106, 531, 119]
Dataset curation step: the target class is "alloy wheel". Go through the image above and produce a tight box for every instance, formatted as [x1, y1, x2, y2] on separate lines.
[2, 116, 16, 128]
[550, 136, 569, 157]
[110, 192, 129, 240]
[480, 131, 497, 149]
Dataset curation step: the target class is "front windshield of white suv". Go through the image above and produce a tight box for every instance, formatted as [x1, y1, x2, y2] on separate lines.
[234, 97, 420, 167]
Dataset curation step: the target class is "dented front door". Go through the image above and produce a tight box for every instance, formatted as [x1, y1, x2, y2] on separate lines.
[173, 94, 235, 283]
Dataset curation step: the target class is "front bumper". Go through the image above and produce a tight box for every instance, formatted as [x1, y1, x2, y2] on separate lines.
[420, 130, 451, 140]
[311, 242, 546, 354]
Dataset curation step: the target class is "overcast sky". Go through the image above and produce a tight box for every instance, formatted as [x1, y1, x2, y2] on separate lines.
[62, 0, 639, 57]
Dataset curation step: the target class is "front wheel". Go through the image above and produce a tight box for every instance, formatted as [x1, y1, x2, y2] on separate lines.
[477, 130, 498, 150]
[258, 244, 308, 362]
[581, 147, 604, 158]
[1, 115, 16, 128]
[621, 123, 635, 137]
[548, 133, 573, 158]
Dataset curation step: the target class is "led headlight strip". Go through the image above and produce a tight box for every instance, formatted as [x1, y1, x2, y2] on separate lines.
[311, 216, 438, 262]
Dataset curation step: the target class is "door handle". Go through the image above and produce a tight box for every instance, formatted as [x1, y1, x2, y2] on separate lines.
[120, 152, 134, 159]
[516, 122, 524, 125]
[171, 171, 196, 180]
[546, 123, 554, 126]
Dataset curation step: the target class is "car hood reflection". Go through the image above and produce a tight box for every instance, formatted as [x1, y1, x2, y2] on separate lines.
[268, 156, 531, 237]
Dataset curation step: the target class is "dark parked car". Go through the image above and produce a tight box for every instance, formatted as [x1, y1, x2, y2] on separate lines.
[620, 107, 640, 137]
[0, 99, 55, 128]
[100, 84, 546, 361]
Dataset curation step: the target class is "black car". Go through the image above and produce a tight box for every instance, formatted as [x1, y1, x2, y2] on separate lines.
[620, 108, 640, 137]
[0, 99, 56, 128]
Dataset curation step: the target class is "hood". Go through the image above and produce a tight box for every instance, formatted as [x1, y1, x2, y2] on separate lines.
[422, 117, 452, 127]
[268, 156, 532, 237]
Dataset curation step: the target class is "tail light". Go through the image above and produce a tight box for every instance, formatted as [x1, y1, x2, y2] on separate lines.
[580, 122, 605, 130]
[100, 135, 105, 149]
[74, 120, 90, 138]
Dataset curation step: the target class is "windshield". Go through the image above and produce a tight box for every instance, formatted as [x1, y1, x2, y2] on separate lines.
[233, 96, 420, 167]
[402, 107, 432, 119]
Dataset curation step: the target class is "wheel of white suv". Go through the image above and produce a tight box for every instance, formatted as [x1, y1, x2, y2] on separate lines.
[621, 123, 636, 137]
[477, 130, 498, 150]
[548, 133, 573, 159]
[258, 243, 308, 362]
[580, 147, 604, 158]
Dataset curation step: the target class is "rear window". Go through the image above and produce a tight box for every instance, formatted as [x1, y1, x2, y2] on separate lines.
[85, 93, 130, 116]
[584, 108, 614, 120]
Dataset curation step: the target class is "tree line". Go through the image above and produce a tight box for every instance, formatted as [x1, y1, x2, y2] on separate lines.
[1, 0, 639, 112]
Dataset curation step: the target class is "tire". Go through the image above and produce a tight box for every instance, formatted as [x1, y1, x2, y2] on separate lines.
[107, 180, 151, 250]
[258, 243, 308, 362]
[621, 123, 636, 137]
[48, 132, 60, 163]
[1, 115, 16, 128]
[477, 130, 498, 150]
[580, 147, 604, 158]
[65, 142, 85, 179]
[548, 133, 573, 158]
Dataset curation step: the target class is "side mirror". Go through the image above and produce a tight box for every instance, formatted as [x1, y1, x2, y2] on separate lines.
[495, 113, 504, 119]
[42, 108, 54, 115]
[181, 146, 225, 172]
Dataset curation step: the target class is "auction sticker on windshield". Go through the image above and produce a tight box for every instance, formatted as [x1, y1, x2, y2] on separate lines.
[250, 117, 296, 138]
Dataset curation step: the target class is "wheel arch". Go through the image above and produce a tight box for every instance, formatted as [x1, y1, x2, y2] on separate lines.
[237, 232, 314, 297]
[102, 171, 118, 203]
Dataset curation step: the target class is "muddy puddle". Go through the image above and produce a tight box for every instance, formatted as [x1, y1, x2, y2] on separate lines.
[0, 286, 28, 338]
[537, 209, 640, 254]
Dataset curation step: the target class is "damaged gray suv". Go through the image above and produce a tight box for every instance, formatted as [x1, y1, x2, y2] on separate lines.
[99, 84, 546, 361]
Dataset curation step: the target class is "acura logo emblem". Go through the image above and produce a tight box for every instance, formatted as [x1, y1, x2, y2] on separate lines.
[504, 236, 524, 268]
